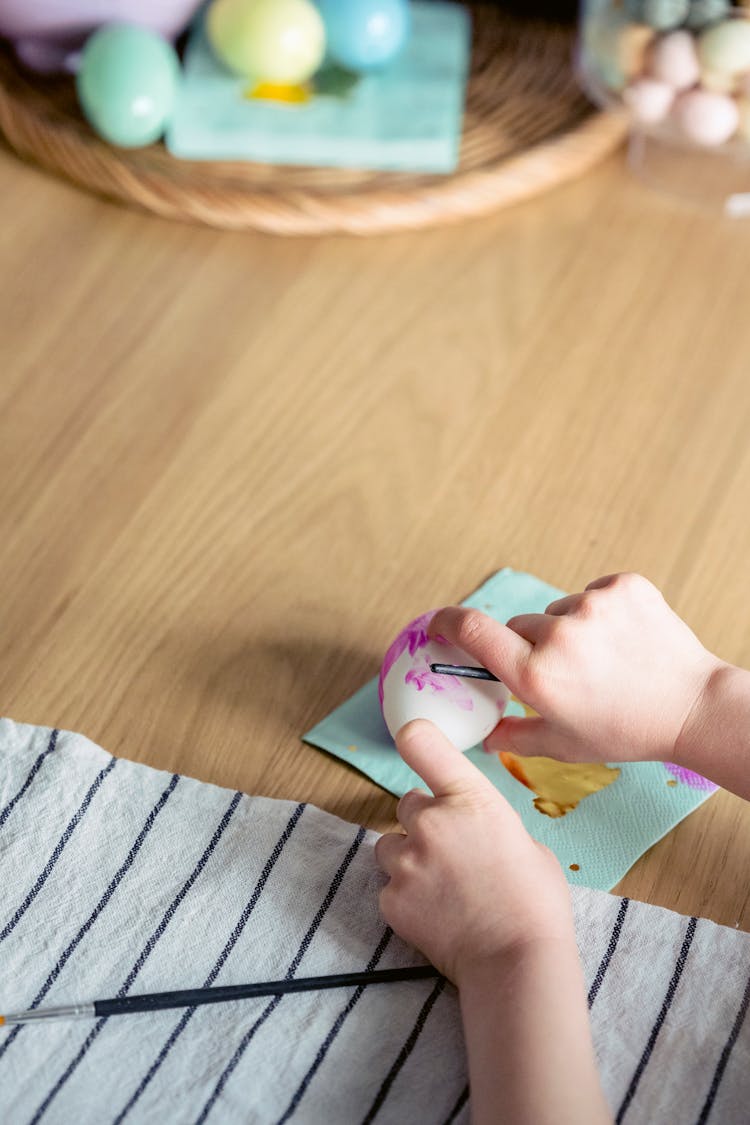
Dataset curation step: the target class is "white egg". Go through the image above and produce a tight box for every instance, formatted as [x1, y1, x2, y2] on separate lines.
[673, 88, 739, 144]
[623, 77, 675, 124]
[379, 612, 510, 753]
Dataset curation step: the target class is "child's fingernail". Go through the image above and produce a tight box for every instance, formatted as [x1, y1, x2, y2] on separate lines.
[482, 738, 495, 754]
[434, 633, 449, 645]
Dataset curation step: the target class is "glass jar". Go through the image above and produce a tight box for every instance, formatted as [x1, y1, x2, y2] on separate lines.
[579, 1, 750, 213]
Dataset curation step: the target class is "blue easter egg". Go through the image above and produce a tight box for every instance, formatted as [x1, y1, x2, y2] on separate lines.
[317, 0, 410, 71]
[77, 24, 180, 148]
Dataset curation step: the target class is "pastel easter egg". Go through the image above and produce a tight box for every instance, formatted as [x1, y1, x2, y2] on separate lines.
[316, 0, 410, 72]
[625, 0, 690, 32]
[379, 612, 510, 753]
[207, 0, 325, 83]
[624, 77, 675, 122]
[687, 0, 731, 30]
[698, 19, 750, 76]
[673, 87, 739, 143]
[76, 24, 180, 148]
[0, 1, 202, 74]
[649, 30, 701, 89]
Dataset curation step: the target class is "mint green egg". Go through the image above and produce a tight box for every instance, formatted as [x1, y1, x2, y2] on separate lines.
[77, 24, 180, 148]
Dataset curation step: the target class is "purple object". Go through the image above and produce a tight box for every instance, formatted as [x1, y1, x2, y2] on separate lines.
[377, 610, 435, 706]
[664, 762, 718, 792]
[0, 1, 202, 72]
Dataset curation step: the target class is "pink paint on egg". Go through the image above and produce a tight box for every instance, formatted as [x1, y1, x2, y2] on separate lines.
[379, 612, 510, 752]
[378, 610, 435, 705]
[649, 31, 700, 92]
[673, 88, 739, 145]
[404, 666, 475, 710]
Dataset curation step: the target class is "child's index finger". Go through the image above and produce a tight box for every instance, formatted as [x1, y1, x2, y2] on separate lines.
[395, 719, 491, 798]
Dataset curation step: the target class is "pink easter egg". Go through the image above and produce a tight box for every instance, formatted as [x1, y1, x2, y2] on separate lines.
[649, 30, 700, 91]
[378, 612, 510, 753]
[623, 77, 675, 124]
[673, 88, 739, 145]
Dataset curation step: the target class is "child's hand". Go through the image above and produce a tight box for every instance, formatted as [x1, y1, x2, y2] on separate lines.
[378, 721, 612, 1125]
[374, 719, 572, 985]
[429, 572, 722, 765]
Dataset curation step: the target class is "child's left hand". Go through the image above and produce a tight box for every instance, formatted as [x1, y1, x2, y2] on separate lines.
[377, 721, 611, 1125]
[374, 719, 573, 986]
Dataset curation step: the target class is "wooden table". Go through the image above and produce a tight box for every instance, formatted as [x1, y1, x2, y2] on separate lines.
[3, 145, 750, 932]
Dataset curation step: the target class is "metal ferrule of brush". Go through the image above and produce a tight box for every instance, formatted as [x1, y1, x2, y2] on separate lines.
[4, 1003, 96, 1025]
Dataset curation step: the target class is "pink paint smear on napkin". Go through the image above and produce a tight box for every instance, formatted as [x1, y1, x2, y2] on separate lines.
[664, 763, 718, 792]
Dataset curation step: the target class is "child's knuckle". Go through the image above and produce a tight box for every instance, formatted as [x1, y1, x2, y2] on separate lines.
[453, 610, 487, 652]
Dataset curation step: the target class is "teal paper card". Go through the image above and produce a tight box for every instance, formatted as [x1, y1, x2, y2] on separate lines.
[167, 2, 470, 173]
[303, 569, 717, 891]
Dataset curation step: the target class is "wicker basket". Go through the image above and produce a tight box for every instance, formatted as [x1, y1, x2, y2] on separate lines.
[0, 6, 626, 235]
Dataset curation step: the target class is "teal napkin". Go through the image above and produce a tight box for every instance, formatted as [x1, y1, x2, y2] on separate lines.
[166, 2, 470, 173]
[304, 569, 717, 891]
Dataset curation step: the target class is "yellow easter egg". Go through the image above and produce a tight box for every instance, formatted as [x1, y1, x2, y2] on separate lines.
[699, 18, 750, 77]
[207, 0, 325, 83]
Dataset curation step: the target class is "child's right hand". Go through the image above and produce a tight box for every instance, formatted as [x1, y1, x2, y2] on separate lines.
[429, 572, 723, 766]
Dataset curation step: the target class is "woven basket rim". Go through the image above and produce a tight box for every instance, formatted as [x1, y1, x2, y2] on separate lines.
[0, 10, 627, 235]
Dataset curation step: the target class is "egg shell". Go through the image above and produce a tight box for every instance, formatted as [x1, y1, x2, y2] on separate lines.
[317, 0, 410, 72]
[626, 0, 690, 31]
[207, 0, 325, 83]
[0, 0, 201, 73]
[624, 76, 675, 122]
[673, 87, 740, 143]
[379, 612, 510, 753]
[698, 19, 750, 76]
[76, 24, 180, 148]
[649, 30, 701, 89]
[686, 0, 731, 30]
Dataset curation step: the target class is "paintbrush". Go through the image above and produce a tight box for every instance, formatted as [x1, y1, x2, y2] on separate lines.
[0, 965, 441, 1026]
[430, 663, 500, 682]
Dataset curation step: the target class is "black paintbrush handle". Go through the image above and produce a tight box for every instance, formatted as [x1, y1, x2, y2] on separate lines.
[93, 965, 441, 1017]
[430, 663, 500, 682]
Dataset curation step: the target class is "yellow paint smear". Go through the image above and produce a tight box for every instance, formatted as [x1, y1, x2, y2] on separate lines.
[500, 752, 621, 818]
[0, 1015, 4, 1026]
[245, 81, 311, 103]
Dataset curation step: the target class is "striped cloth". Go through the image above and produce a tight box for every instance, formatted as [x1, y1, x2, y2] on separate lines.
[1, 720, 749, 1124]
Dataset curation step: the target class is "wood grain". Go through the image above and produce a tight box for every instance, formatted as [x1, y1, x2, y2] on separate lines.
[2, 146, 750, 930]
